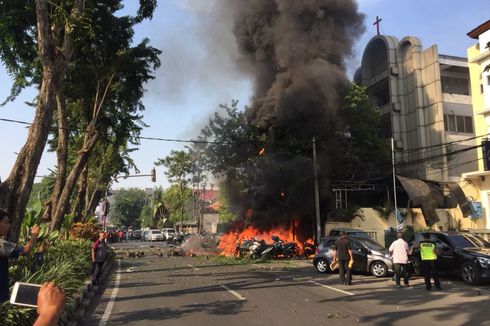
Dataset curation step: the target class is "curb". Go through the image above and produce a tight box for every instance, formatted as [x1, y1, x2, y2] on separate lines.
[61, 255, 116, 326]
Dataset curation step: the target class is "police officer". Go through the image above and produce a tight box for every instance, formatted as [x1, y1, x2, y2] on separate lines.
[419, 236, 442, 291]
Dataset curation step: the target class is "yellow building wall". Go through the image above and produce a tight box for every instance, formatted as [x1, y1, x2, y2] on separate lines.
[467, 44, 486, 170]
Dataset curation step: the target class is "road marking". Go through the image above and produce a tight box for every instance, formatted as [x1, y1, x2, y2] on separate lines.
[99, 259, 122, 326]
[309, 280, 355, 296]
[220, 284, 246, 301]
[187, 264, 200, 271]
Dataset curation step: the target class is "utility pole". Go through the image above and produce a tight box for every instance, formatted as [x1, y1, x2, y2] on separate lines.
[312, 137, 322, 244]
[391, 138, 399, 229]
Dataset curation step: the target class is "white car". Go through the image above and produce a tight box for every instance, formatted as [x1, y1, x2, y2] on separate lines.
[147, 229, 163, 241]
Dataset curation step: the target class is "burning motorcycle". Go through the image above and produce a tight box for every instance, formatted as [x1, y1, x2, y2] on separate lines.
[234, 238, 254, 258]
[261, 236, 299, 259]
[247, 239, 269, 259]
[302, 241, 316, 258]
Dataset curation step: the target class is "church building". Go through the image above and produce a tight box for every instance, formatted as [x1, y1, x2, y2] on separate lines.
[354, 35, 477, 183]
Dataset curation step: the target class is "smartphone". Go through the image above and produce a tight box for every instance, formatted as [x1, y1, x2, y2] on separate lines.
[10, 282, 41, 308]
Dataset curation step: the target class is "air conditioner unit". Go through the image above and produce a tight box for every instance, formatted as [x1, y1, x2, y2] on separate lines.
[390, 66, 399, 76]
[396, 140, 404, 149]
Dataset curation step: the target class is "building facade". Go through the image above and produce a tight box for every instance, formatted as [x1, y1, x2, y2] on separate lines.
[354, 35, 477, 183]
[462, 20, 490, 232]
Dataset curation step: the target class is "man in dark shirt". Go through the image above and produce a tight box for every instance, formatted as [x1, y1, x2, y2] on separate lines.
[333, 232, 354, 285]
[91, 231, 108, 286]
[0, 209, 39, 310]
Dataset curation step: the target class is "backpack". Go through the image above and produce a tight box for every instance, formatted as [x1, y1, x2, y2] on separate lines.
[95, 240, 107, 262]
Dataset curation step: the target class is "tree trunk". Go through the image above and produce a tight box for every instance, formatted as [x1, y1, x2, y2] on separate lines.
[51, 125, 99, 230]
[0, 0, 84, 242]
[50, 73, 113, 230]
[42, 89, 69, 222]
[85, 188, 104, 222]
[72, 164, 88, 222]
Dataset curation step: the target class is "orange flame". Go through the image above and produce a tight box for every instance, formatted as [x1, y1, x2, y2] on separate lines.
[218, 223, 313, 257]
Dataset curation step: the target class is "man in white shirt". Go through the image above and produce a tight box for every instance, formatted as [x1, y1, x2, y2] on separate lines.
[389, 232, 412, 287]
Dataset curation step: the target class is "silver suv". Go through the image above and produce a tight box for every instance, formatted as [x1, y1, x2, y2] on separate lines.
[313, 236, 394, 277]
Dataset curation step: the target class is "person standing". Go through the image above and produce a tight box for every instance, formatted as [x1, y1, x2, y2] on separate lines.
[333, 232, 354, 285]
[91, 231, 108, 286]
[0, 210, 39, 309]
[419, 237, 441, 291]
[389, 232, 412, 287]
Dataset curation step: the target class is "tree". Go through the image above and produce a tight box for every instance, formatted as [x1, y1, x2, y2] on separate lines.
[0, 0, 84, 241]
[48, 1, 161, 230]
[334, 83, 390, 180]
[155, 151, 193, 229]
[0, 0, 160, 240]
[162, 185, 193, 225]
[196, 85, 389, 228]
[139, 204, 152, 228]
[110, 188, 147, 228]
[151, 186, 167, 228]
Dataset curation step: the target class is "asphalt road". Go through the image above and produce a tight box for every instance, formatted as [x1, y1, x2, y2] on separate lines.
[82, 242, 490, 326]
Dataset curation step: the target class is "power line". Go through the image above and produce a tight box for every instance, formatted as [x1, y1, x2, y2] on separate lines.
[0, 116, 487, 157]
[0, 117, 227, 145]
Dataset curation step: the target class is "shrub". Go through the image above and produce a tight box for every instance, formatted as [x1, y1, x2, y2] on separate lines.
[69, 222, 100, 240]
[1, 238, 93, 325]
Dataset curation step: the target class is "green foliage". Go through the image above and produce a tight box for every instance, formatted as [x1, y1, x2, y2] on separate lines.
[197, 100, 266, 189]
[27, 176, 55, 209]
[155, 150, 193, 185]
[110, 188, 147, 227]
[208, 255, 270, 266]
[2, 238, 93, 325]
[156, 151, 194, 225]
[163, 185, 193, 224]
[375, 200, 394, 220]
[139, 204, 152, 228]
[335, 83, 391, 180]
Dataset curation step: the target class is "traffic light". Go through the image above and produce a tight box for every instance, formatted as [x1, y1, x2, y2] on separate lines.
[151, 167, 156, 182]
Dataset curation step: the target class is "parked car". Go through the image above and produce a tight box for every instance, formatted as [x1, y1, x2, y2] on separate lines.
[141, 229, 150, 241]
[313, 236, 394, 277]
[161, 228, 176, 240]
[147, 229, 164, 241]
[328, 227, 371, 239]
[132, 230, 142, 240]
[409, 231, 490, 285]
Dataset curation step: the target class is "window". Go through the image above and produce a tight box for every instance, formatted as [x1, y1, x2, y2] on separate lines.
[441, 76, 470, 95]
[465, 116, 474, 133]
[443, 114, 474, 134]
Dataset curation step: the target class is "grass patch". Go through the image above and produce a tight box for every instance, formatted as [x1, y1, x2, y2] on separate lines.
[206, 255, 272, 265]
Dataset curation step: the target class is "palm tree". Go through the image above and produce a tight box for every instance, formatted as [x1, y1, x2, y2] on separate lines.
[152, 186, 168, 228]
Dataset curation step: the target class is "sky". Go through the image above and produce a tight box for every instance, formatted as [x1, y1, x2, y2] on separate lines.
[0, 0, 489, 191]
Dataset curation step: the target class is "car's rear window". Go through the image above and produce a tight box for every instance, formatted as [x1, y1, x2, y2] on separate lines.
[449, 234, 490, 248]
[358, 238, 385, 251]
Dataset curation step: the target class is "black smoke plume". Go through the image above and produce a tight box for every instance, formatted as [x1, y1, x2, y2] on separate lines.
[225, 0, 365, 233]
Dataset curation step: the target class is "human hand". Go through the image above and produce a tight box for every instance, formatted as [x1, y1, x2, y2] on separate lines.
[36, 282, 65, 322]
